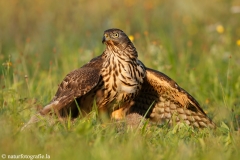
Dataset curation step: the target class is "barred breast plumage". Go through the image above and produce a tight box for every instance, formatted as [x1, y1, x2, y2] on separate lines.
[99, 29, 145, 111]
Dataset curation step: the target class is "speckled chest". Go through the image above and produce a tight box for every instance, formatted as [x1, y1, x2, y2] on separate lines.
[100, 55, 145, 105]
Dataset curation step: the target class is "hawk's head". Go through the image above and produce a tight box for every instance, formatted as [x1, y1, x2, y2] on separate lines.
[102, 28, 132, 49]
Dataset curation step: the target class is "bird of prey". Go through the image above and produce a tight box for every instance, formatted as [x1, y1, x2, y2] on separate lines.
[24, 28, 215, 129]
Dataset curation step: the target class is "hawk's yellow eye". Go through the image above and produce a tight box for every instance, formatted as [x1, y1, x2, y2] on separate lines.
[113, 33, 119, 38]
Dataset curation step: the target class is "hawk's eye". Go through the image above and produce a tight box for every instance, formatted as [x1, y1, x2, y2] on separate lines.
[112, 33, 119, 38]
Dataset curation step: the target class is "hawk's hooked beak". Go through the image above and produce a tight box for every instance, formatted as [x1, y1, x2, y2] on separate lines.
[102, 36, 105, 44]
[102, 33, 109, 44]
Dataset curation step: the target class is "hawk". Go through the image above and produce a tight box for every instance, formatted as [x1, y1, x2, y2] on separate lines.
[23, 28, 215, 129]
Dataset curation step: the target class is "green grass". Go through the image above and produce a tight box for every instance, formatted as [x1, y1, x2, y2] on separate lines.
[1, 0, 240, 159]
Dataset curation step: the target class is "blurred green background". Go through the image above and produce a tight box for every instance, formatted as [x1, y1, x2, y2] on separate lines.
[1, 0, 240, 121]
[0, 0, 240, 159]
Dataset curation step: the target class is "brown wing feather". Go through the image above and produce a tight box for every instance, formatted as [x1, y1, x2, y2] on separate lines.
[40, 55, 104, 115]
[128, 68, 215, 128]
[52, 67, 100, 104]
